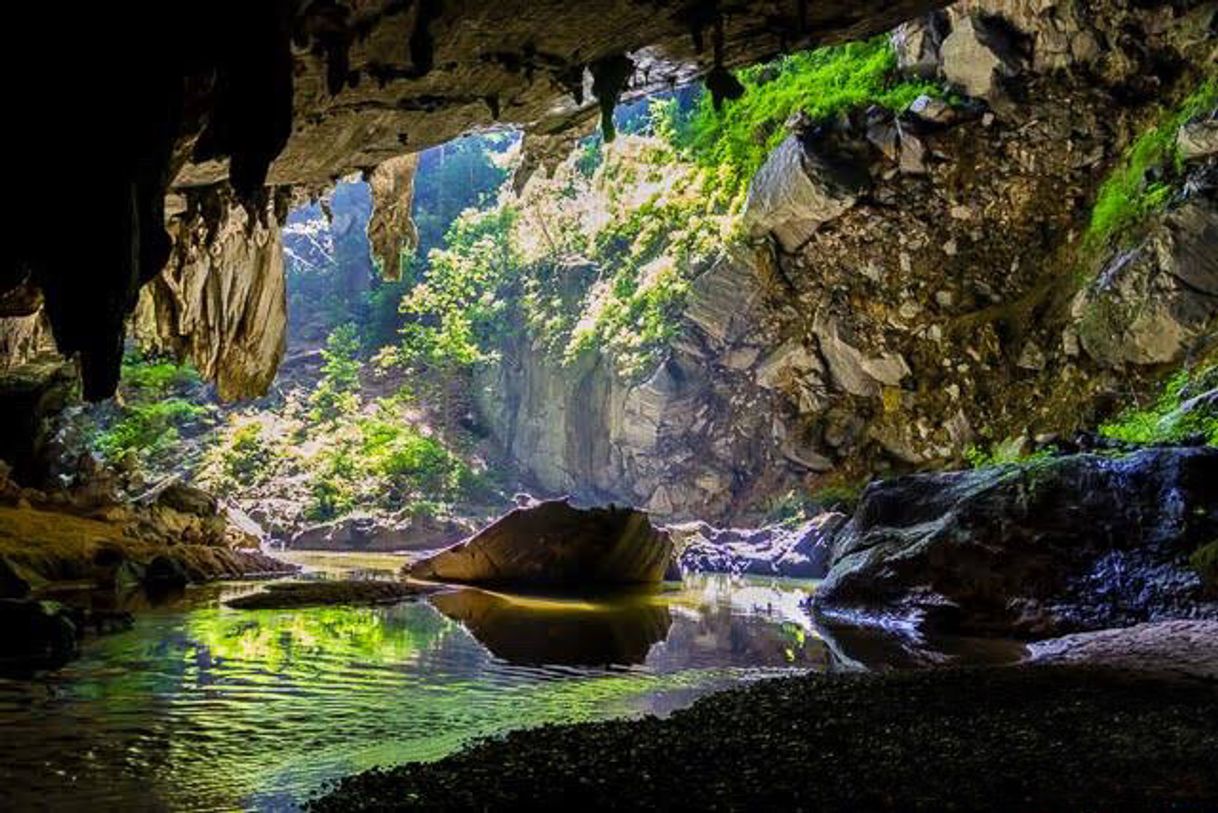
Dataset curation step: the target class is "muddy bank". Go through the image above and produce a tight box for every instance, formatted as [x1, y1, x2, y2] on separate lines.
[309, 665, 1218, 812]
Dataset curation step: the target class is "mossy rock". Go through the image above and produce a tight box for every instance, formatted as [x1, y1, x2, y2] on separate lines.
[1191, 540, 1218, 596]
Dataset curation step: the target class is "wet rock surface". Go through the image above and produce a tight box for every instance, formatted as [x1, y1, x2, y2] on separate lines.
[814, 447, 1218, 638]
[309, 665, 1218, 812]
[672, 512, 846, 578]
[409, 498, 673, 587]
[225, 579, 436, 610]
[1028, 620, 1218, 682]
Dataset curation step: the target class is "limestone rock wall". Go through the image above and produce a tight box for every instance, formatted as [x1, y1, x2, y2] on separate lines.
[475, 250, 803, 521]
[133, 189, 288, 401]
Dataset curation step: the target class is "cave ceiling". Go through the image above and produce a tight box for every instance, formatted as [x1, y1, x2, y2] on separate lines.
[3, 0, 947, 399]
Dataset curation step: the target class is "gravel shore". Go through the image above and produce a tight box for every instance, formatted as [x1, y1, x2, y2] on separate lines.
[309, 665, 1218, 811]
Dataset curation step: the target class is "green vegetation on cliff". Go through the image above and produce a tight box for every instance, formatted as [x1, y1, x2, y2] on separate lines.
[1086, 77, 1217, 251]
[659, 37, 939, 209]
[1099, 364, 1218, 446]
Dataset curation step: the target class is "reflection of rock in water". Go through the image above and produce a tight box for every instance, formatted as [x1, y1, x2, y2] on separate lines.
[430, 589, 672, 667]
[645, 605, 832, 672]
[812, 618, 1029, 672]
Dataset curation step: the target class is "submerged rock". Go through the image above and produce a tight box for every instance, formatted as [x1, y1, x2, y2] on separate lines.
[0, 598, 78, 672]
[673, 512, 846, 579]
[814, 447, 1218, 638]
[225, 580, 436, 610]
[409, 498, 673, 587]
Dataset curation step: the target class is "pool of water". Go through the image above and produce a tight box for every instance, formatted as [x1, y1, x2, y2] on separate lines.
[0, 553, 1025, 811]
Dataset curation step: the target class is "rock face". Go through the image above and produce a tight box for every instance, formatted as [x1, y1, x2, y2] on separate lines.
[1075, 196, 1218, 367]
[475, 249, 802, 521]
[1028, 620, 1218, 681]
[814, 447, 1218, 638]
[672, 512, 846, 578]
[289, 513, 469, 552]
[366, 154, 421, 282]
[741, 134, 866, 252]
[409, 498, 673, 587]
[478, 1, 1216, 521]
[134, 188, 288, 400]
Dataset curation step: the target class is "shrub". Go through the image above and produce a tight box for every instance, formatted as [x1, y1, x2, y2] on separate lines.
[309, 324, 363, 422]
[664, 37, 939, 209]
[94, 399, 207, 464]
[222, 423, 271, 486]
[1099, 364, 1218, 446]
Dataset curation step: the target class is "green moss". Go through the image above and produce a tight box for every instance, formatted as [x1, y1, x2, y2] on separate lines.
[1191, 540, 1218, 593]
[964, 440, 1053, 468]
[663, 37, 940, 210]
[1099, 364, 1218, 446]
[1085, 77, 1218, 252]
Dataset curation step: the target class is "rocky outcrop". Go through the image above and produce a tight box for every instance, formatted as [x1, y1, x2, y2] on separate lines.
[289, 513, 469, 552]
[1074, 188, 1218, 367]
[1028, 620, 1218, 681]
[366, 154, 421, 282]
[741, 134, 866, 252]
[134, 187, 288, 400]
[409, 498, 673, 587]
[672, 512, 846, 578]
[476, 249, 804, 521]
[0, 467, 296, 591]
[814, 447, 1218, 638]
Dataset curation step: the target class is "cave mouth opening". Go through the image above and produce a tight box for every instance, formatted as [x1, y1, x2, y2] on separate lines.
[1, 4, 1217, 809]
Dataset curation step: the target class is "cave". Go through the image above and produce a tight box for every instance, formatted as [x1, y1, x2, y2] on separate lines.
[1, 0, 1217, 810]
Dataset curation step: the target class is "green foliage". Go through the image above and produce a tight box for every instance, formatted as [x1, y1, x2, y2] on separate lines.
[1191, 540, 1218, 594]
[306, 447, 360, 521]
[575, 137, 605, 179]
[1099, 365, 1218, 446]
[661, 38, 939, 209]
[309, 324, 363, 422]
[359, 417, 475, 500]
[398, 207, 519, 369]
[1086, 77, 1218, 251]
[964, 440, 1053, 469]
[94, 399, 207, 464]
[90, 354, 209, 467]
[411, 133, 514, 256]
[121, 356, 201, 398]
[222, 423, 271, 487]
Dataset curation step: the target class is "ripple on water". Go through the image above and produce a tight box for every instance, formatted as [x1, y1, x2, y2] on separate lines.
[0, 570, 1022, 811]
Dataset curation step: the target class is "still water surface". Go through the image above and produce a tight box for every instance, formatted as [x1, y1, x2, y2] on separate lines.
[0, 552, 1022, 811]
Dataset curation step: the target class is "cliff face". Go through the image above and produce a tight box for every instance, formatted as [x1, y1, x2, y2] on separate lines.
[476, 250, 802, 519]
[473, 0, 1217, 522]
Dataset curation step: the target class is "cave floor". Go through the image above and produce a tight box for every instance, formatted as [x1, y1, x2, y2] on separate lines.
[309, 664, 1218, 812]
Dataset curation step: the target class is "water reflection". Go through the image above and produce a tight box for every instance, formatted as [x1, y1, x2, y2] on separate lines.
[431, 587, 672, 666]
[0, 568, 1025, 811]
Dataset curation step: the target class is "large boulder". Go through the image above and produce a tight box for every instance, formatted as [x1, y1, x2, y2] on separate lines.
[1075, 200, 1218, 367]
[409, 498, 673, 587]
[0, 598, 78, 672]
[741, 134, 867, 252]
[939, 13, 1021, 98]
[814, 447, 1218, 638]
[673, 512, 846, 579]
